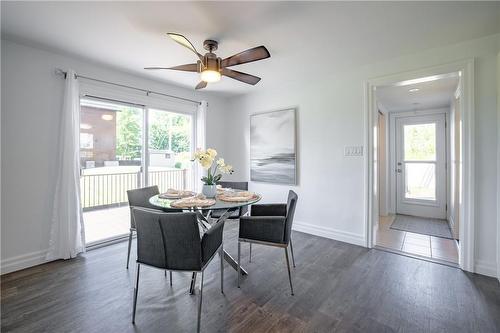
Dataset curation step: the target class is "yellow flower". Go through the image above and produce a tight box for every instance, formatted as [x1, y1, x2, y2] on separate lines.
[216, 158, 225, 167]
[220, 164, 234, 174]
[200, 158, 212, 169]
[207, 148, 217, 158]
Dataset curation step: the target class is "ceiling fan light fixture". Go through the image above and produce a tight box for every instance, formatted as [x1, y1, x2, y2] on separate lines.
[200, 69, 221, 83]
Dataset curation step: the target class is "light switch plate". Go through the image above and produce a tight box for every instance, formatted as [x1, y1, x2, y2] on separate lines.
[344, 146, 363, 156]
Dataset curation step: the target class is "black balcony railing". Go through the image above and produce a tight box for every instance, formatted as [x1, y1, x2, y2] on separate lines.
[80, 169, 188, 210]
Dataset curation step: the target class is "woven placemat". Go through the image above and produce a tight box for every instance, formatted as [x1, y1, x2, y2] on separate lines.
[218, 193, 259, 202]
[170, 198, 216, 208]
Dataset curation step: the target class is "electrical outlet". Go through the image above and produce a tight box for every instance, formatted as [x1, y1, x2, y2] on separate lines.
[344, 146, 363, 156]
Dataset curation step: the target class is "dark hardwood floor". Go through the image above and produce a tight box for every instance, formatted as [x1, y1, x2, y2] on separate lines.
[2, 221, 500, 332]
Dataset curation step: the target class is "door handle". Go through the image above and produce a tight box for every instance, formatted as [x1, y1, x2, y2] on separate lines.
[396, 169, 402, 173]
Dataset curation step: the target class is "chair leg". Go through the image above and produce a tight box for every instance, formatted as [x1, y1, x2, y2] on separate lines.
[132, 263, 141, 323]
[289, 239, 296, 268]
[190, 272, 197, 294]
[220, 246, 224, 294]
[284, 248, 294, 296]
[126, 230, 133, 269]
[197, 271, 204, 333]
[237, 241, 241, 288]
[169, 271, 173, 286]
[249, 243, 252, 263]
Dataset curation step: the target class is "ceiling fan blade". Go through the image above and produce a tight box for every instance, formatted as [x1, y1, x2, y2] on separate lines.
[144, 63, 198, 72]
[167, 33, 204, 63]
[195, 81, 207, 90]
[221, 68, 261, 85]
[221, 46, 270, 68]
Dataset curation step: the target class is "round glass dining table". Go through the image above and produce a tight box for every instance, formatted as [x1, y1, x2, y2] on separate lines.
[148, 193, 261, 212]
[149, 193, 261, 292]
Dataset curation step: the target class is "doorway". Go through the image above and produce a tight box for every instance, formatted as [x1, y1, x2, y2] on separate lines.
[365, 62, 475, 268]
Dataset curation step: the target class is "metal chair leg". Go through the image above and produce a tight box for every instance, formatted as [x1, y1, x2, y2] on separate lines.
[249, 243, 252, 263]
[132, 263, 141, 323]
[126, 230, 133, 269]
[190, 272, 197, 294]
[220, 246, 224, 294]
[197, 271, 204, 333]
[169, 271, 173, 286]
[237, 241, 241, 288]
[289, 239, 296, 268]
[284, 248, 294, 296]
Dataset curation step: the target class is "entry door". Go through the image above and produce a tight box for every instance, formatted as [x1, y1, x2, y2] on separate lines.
[396, 114, 446, 219]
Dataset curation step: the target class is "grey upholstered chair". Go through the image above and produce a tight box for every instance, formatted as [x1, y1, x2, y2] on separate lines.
[237, 190, 298, 295]
[126, 186, 161, 269]
[211, 181, 249, 219]
[126, 186, 182, 271]
[131, 208, 225, 333]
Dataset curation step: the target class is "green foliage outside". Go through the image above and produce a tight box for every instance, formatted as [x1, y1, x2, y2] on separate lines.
[149, 111, 191, 153]
[115, 107, 191, 160]
[404, 123, 436, 161]
[116, 107, 142, 160]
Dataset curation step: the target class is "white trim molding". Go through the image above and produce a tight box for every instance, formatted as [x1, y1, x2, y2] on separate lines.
[364, 59, 475, 273]
[1, 250, 49, 275]
[475, 259, 498, 278]
[293, 221, 366, 247]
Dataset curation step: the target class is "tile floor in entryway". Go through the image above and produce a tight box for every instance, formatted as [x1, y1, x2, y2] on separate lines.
[376, 215, 458, 264]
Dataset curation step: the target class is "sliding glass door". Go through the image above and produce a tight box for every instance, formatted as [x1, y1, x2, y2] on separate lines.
[80, 98, 144, 244]
[79, 98, 195, 245]
[147, 108, 194, 192]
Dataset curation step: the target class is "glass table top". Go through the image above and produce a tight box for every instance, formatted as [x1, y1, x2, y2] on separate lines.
[149, 193, 261, 211]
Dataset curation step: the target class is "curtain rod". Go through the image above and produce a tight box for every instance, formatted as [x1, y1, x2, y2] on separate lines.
[55, 68, 201, 105]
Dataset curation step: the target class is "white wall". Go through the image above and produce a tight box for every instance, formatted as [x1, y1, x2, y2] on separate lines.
[0, 39, 231, 273]
[497, 51, 500, 281]
[224, 33, 500, 277]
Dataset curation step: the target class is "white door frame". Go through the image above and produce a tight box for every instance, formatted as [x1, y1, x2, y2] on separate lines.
[364, 59, 475, 272]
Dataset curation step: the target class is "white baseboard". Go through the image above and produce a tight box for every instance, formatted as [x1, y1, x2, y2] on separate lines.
[474, 259, 498, 278]
[1, 249, 49, 275]
[293, 221, 366, 247]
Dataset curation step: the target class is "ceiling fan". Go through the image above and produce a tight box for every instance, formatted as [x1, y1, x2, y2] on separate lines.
[145, 33, 270, 90]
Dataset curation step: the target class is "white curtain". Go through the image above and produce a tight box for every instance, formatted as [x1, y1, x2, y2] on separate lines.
[46, 69, 86, 260]
[195, 100, 208, 192]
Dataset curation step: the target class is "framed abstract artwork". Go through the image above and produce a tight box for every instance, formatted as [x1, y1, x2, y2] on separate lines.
[250, 108, 296, 185]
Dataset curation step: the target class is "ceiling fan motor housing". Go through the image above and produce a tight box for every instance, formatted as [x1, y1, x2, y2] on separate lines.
[202, 54, 221, 73]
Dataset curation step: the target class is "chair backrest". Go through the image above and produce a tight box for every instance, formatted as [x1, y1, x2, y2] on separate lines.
[127, 186, 161, 229]
[127, 185, 160, 209]
[217, 181, 248, 191]
[132, 208, 202, 271]
[283, 190, 298, 244]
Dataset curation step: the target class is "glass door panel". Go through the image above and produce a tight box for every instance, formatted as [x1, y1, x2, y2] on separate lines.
[79, 98, 143, 244]
[147, 109, 193, 192]
[404, 163, 436, 200]
[403, 122, 437, 201]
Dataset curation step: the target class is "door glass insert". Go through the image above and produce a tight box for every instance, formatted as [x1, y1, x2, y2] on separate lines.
[405, 163, 436, 200]
[404, 123, 436, 161]
[403, 122, 437, 201]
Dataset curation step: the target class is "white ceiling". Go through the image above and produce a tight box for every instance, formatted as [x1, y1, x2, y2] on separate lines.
[376, 75, 459, 112]
[2, 2, 499, 96]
